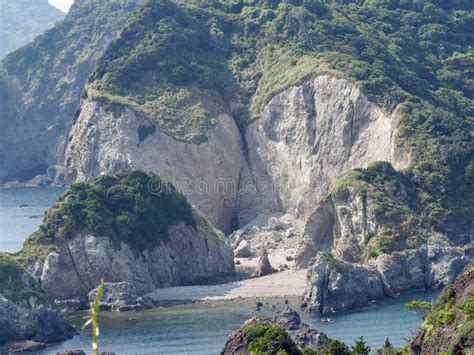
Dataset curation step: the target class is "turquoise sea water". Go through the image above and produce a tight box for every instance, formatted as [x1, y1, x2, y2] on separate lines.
[0, 187, 440, 354]
[42, 290, 440, 355]
[0, 187, 66, 253]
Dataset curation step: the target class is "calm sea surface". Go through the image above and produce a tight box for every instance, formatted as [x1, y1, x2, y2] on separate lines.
[43, 291, 439, 355]
[0, 187, 66, 253]
[0, 188, 439, 354]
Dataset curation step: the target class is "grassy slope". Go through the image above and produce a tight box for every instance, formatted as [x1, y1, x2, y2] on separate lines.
[87, 0, 473, 236]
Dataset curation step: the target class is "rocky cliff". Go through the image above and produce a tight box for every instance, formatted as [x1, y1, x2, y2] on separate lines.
[301, 163, 473, 313]
[65, 75, 406, 233]
[19, 170, 234, 301]
[65, 100, 244, 232]
[0, 253, 75, 350]
[238, 75, 408, 226]
[0, 0, 140, 185]
[2, 0, 472, 315]
[411, 261, 474, 354]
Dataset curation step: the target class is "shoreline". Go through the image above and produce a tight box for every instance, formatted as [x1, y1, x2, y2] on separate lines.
[146, 269, 307, 303]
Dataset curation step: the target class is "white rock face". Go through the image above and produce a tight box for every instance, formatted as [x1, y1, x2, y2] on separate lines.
[238, 75, 408, 225]
[34, 222, 234, 301]
[300, 186, 473, 313]
[65, 75, 408, 233]
[65, 100, 245, 232]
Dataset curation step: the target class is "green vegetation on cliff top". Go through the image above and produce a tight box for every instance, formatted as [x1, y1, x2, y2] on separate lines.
[86, 0, 473, 235]
[242, 318, 352, 354]
[333, 162, 427, 257]
[19, 170, 223, 261]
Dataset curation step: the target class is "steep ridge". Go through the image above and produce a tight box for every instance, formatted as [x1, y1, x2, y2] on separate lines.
[0, 0, 65, 59]
[0, 0, 141, 184]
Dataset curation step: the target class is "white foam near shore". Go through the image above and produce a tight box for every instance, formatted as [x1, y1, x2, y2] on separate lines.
[146, 269, 307, 302]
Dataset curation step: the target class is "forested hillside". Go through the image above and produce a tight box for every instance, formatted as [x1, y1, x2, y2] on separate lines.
[0, 0, 65, 59]
[86, 0, 473, 235]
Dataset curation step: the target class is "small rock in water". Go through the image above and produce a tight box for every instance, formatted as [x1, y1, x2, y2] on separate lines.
[19, 204, 30, 208]
[7, 340, 46, 353]
[293, 323, 330, 350]
[275, 306, 301, 330]
[88, 282, 153, 312]
[56, 351, 86, 355]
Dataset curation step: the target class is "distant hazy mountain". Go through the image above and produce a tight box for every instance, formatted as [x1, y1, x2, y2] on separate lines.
[0, 0, 65, 59]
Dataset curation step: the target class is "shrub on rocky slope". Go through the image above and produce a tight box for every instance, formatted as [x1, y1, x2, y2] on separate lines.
[411, 261, 474, 354]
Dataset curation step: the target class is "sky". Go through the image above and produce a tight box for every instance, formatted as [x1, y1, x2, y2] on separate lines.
[48, 0, 74, 13]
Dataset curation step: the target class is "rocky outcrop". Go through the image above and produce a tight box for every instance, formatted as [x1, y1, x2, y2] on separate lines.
[304, 237, 472, 313]
[303, 252, 385, 313]
[237, 75, 409, 226]
[88, 282, 153, 312]
[65, 100, 244, 232]
[0, 1, 139, 184]
[411, 262, 474, 354]
[253, 249, 273, 277]
[0, 253, 75, 349]
[23, 171, 235, 301]
[274, 306, 301, 330]
[221, 312, 338, 354]
[31, 219, 234, 302]
[299, 162, 473, 313]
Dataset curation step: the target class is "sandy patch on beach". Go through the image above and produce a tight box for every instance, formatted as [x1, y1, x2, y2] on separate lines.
[146, 269, 307, 302]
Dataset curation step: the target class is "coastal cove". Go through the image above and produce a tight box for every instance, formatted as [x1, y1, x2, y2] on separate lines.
[0, 186, 441, 354]
[43, 291, 440, 354]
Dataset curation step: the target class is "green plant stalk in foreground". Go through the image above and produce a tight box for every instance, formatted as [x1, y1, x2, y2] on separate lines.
[83, 278, 104, 355]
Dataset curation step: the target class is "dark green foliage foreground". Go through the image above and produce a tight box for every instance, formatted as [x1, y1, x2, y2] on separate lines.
[20, 170, 201, 258]
[84, 0, 473, 237]
[240, 319, 390, 354]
